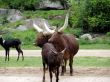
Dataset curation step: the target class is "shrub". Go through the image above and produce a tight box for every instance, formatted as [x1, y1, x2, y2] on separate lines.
[64, 28, 82, 37]
[106, 32, 110, 37]
[1, 0, 40, 10]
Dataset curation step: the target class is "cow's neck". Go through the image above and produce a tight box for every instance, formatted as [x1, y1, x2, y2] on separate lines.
[53, 37, 66, 52]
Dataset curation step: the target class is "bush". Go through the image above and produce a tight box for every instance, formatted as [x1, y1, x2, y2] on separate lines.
[13, 29, 36, 45]
[106, 32, 110, 37]
[1, 0, 40, 10]
[64, 28, 82, 37]
[79, 39, 93, 45]
[70, 0, 110, 33]
[2, 29, 36, 45]
[83, 0, 110, 33]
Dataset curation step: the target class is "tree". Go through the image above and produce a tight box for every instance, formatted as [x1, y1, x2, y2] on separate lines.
[71, 0, 110, 33]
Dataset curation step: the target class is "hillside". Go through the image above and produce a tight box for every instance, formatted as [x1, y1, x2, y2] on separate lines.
[0, 0, 110, 49]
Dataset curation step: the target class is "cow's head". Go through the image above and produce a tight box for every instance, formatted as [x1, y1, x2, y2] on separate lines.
[33, 11, 69, 48]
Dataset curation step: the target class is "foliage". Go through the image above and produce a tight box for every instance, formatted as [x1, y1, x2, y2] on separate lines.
[80, 44, 110, 49]
[64, 28, 82, 37]
[0, 0, 40, 10]
[70, 0, 110, 33]
[2, 29, 36, 46]
[106, 32, 110, 37]
[79, 35, 110, 45]
[0, 0, 8, 8]
[12, 29, 36, 45]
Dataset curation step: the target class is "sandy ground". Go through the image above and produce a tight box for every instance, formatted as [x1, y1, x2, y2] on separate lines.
[0, 67, 110, 82]
[0, 49, 110, 57]
[0, 50, 110, 82]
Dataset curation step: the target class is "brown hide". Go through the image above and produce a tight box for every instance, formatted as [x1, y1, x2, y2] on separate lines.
[48, 31, 79, 76]
[42, 43, 65, 82]
[48, 32, 79, 57]
[35, 32, 51, 47]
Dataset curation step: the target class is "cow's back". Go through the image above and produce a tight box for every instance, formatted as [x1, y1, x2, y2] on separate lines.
[63, 34, 79, 55]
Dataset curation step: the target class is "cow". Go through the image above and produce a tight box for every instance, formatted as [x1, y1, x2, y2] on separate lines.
[33, 11, 79, 76]
[0, 35, 24, 61]
[42, 43, 66, 82]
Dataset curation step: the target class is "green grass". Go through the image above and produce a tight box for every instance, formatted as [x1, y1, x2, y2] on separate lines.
[0, 57, 42, 67]
[0, 56, 110, 67]
[80, 44, 110, 49]
[0, 44, 110, 50]
[74, 56, 110, 67]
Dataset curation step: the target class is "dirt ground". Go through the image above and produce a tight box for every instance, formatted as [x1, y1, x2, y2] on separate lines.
[0, 67, 110, 82]
[0, 50, 110, 82]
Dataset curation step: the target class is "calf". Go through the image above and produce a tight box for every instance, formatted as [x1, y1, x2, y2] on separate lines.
[42, 43, 65, 82]
[0, 35, 24, 61]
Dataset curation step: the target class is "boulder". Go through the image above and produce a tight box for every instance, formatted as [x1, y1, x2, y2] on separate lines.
[16, 18, 53, 31]
[80, 34, 93, 40]
[25, 19, 33, 29]
[36, 0, 64, 9]
[7, 9, 23, 22]
[0, 8, 23, 23]
[16, 25, 28, 31]
[0, 8, 8, 16]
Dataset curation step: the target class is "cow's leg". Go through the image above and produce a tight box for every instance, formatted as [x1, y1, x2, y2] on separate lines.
[19, 46, 24, 61]
[55, 67, 59, 82]
[69, 56, 73, 76]
[7, 49, 10, 61]
[64, 60, 67, 72]
[16, 47, 20, 61]
[49, 67, 53, 82]
[61, 59, 67, 75]
[43, 62, 46, 82]
[5, 50, 8, 61]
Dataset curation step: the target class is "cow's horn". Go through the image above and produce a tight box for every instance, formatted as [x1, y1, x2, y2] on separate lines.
[58, 12, 69, 32]
[33, 21, 43, 32]
[44, 22, 55, 34]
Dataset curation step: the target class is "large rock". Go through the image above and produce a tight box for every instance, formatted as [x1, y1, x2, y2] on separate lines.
[16, 18, 55, 31]
[0, 8, 8, 16]
[7, 9, 23, 22]
[80, 34, 93, 40]
[0, 8, 23, 23]
[16, 25, 28, 31]
[36, 0, 64, 9]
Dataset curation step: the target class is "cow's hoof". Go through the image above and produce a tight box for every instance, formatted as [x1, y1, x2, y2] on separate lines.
[61, 73, 64, 76]
[70, 73, 73, 76]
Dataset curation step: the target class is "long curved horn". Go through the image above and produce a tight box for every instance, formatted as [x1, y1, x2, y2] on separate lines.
[33, 21, 43, 32]
[58, 12, 69, 32]
[44, 21, 55, 34]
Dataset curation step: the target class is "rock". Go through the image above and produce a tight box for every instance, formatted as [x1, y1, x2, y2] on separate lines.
[80, 34, 93, 40]
[36, 0, 64, 9]
[33, 18, 54, 30]
[16, 25, 27, 31]
[0, 8, 8, 16]
[7, 9, 23, 22]
[16, 18, 55, 31]
[0, 8, 23, 23]
[25, 19, 33, 29]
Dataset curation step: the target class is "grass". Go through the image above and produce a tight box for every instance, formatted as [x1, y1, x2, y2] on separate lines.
[80, 44, 110, 49]
[0, 44, 110, 50]
[0, 56, 110, 68]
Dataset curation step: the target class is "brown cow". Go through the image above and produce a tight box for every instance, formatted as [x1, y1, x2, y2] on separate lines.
[42, 43, 66, 82]
[48, 32, 79, 76]
[33, 11, 79, 76]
